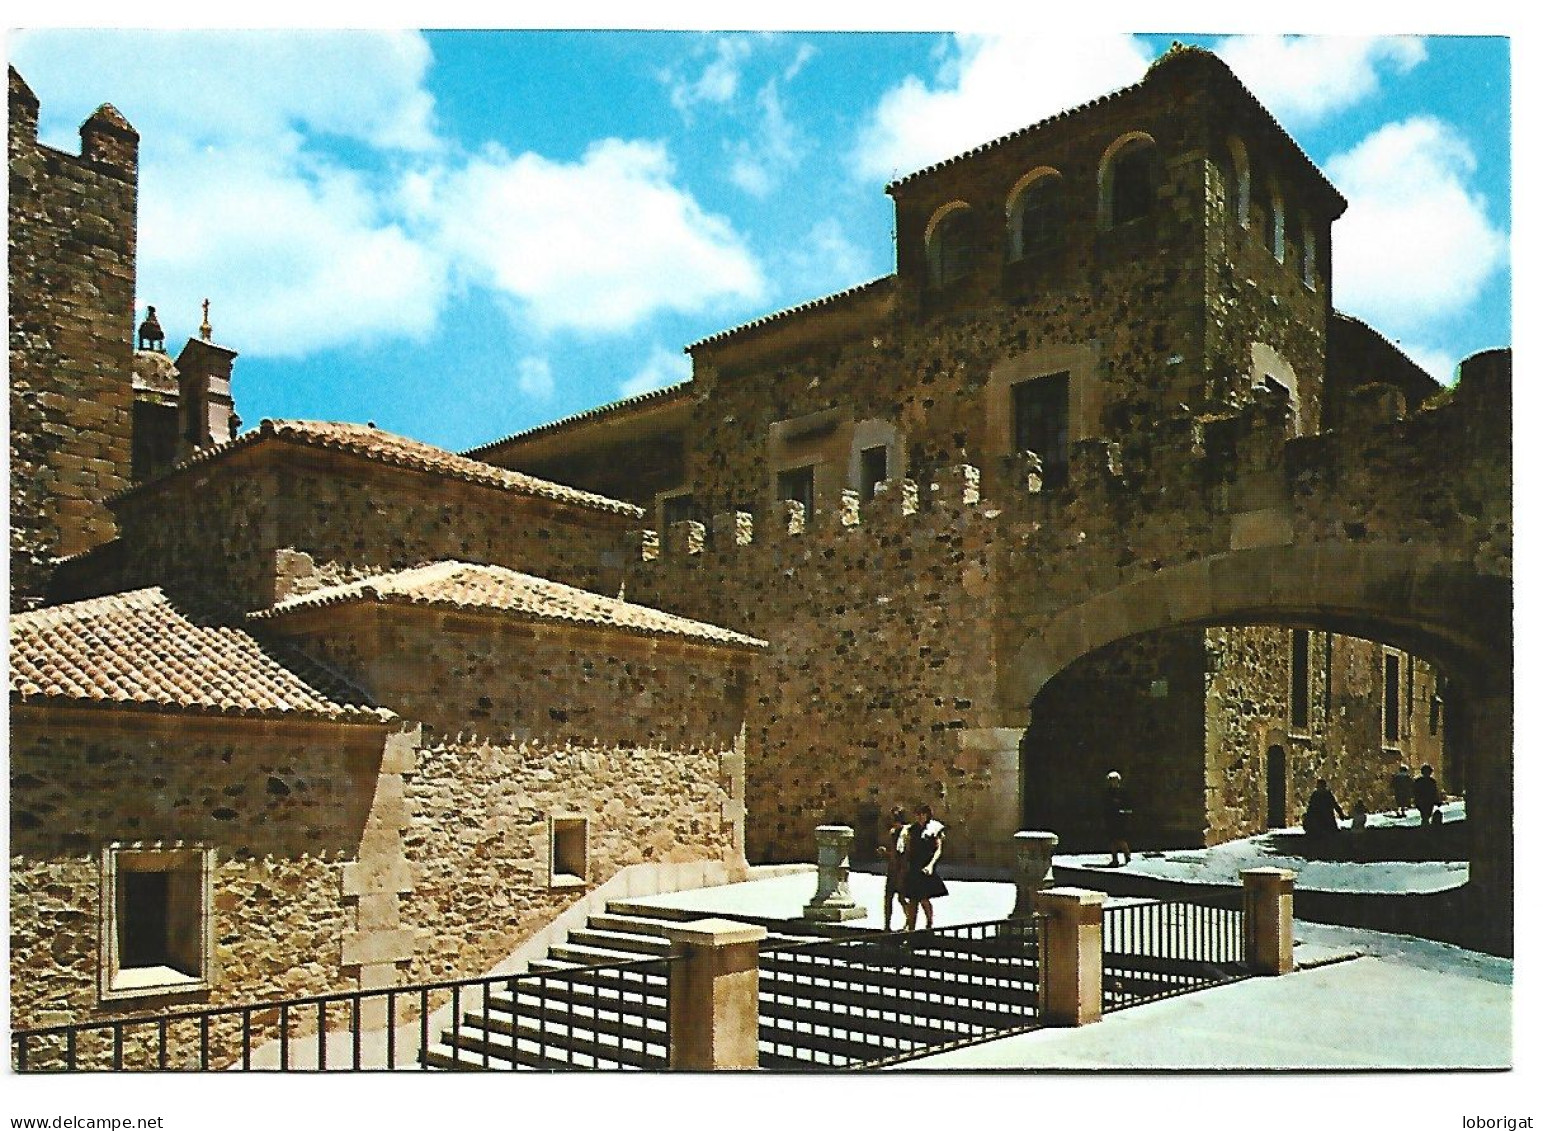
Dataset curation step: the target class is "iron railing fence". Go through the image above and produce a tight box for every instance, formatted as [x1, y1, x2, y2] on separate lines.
[1101, 898, 1249, 1013]
[12, 954, 676, 1073]
[757, 917, 1044, 1071]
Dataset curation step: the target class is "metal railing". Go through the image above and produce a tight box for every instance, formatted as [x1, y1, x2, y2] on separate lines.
[12, 955, 676, 1073]
[1101, 898, 1249, 1012]
[757, 917, 1043, 1071]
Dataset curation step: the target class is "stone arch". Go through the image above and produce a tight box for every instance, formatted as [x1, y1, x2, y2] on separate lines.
[1097, 131, 1158, 230]
[1005, 166, 1063, 260]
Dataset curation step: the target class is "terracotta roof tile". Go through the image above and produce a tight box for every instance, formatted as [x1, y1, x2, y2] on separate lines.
[10, 588, 394, 725]
[113, 419, 644, 519]
[686, 277, 894, 351]
[465, 381, 694, 458]
[254, 561, 767, 652]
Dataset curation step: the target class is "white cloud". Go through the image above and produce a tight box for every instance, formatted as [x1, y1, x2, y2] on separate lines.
[620, 345, 692, 399]
[1400, 343, 1460, 387]
[729, 81, 802, 197]
[1214, 36, 1426, 131]
[778, 218, 878, 298]
[665, 37, 754, 116]
[1326, 117, 1506, 334]
[422, 138, 766, 334]
[853, 34, 1153, 182]
[516, 356, 556, 401]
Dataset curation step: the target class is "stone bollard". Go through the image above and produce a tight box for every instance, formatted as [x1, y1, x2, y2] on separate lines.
[663, 918, 767, 1070]
[1010, 831, 1059, 919]
[1241, 868, 1295, 975]
[803, 825, 865, 922]
[1036, 887, 1105, 1026]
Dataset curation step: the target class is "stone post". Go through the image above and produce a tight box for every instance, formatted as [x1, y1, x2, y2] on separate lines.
[1241, 868, 1295, 975]
[663, 918, 767, 1070]
[803, 825, 864, 922]
[1010, 831, 1059, 918]
[1036, 887, 1105, 1026]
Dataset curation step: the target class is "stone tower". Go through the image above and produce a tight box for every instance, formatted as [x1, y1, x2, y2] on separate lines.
[8, 66, 139, 611]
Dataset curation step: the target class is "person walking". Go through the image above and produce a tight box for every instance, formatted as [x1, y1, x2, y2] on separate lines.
[1412, 763, 1442, 826]
[901, 804, 948, 931]
[1302, 778, 1347, 839]
[1391, 765, 1415, 818]
[878, 805, 909, 932]
[1104, 771, 1133, 866]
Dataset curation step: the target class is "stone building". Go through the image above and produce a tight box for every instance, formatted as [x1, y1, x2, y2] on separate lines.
[9, 40, 1508, 1040]
[472, 45, 1459, 861]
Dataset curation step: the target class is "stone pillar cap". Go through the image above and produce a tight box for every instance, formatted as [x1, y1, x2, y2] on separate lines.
[814, 824, 854, 835]
[1240, 867, 1298, 882]
[1014, 830, 1059, 842]
[662, 918, 768, 947]
[1039, 886, 1106, 905]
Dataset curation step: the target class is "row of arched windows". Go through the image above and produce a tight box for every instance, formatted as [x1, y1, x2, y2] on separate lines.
[923, 132, 1318, 292]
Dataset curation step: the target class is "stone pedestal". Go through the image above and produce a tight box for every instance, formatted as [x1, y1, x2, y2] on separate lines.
[803, 824, 865, 922]
[1241, 868, 1295, 975]
[1036, 887, 1105, 1026]
[663, 918, 767, 1070]
[1010, 830, 1059, 918]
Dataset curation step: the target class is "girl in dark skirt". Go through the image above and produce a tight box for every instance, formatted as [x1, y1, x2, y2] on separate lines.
[880, 805, 909, 932]
[901, 804, 948, 931]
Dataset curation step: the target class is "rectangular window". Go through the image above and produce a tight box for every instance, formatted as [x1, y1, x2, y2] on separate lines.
[661, 493, 695, 529]
[550, 816, 589, 888]
[1383, 652, 1401, 746]
[859, 446, 888, 500]
[1290, 630, 1310, 731]
[777, 465, 816, 516]
[1011, 372, 1070, 486]
[101, 844, 213, 1001]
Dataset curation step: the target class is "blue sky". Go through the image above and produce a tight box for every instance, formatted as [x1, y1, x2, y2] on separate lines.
[10, 27, 1513, 452]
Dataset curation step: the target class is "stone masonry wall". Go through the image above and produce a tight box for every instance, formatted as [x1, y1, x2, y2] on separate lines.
[68, 448, 636, 611]
[9, 712, 390, 1064]
[9, 72, 138, 610]
[280, 608, 749, 984]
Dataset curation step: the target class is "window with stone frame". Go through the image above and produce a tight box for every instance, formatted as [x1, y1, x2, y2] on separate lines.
[549, 816, 589, 888]
[1012, 174, 1064, 259]
[1289, 629, 1311, 732]
[661, 492, 696, 529]
[777, 464, 816, 517]
[927, 207, 975, 290]
[1011, 372, 1070, 487]
[1109, 140, 1157, 225]
[100, 843, 214, 1001]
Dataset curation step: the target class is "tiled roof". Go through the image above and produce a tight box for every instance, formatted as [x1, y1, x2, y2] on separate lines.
[465, 381, 694, 459]
[254, 561, 768, 652]
[686, 277, 894, 351]
[10, 588, 395, 725]
[113, 419, 644, 519]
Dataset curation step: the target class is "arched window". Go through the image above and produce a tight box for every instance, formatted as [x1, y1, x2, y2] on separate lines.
[925, 204, 974, 290]
[1267, 188, 1286, 263]
[1007, 169, 1063, 260]
[1285, 210, 1302, 275]
[1301, 219, 1317, 289]
[1110, 135, 1160, 226]
[1226, 137, 1250, 229]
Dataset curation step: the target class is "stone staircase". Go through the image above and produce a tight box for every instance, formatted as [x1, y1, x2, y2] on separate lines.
[424, 897, 1040, 1071]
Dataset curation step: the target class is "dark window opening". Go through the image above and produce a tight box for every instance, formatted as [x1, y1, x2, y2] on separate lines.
[1290, 630, 1310, 730]
[1012, 373, 1070, 486]
[117, 862, 202, 978]
[777, 465, 816, 516]
[1016, 177, 1063, 258]
[859, 446, 888, 500]
[661, 493, 696, 528]
[928, 209, 974, 290]
[1383, 653, 1401, 745]
[1110, 142, 1157, 225]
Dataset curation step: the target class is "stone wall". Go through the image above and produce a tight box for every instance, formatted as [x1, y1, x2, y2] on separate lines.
[273, 605, 750, 984]
[64, 446, 637, 610]
[9, 709, 392, 1063]
[9, 70, 138, 610]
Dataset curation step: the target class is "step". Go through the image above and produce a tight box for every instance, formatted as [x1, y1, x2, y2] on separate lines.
[547, 942, 651, 966]
[603, 899, 715, 923]
[462, 1005, 666, 1058]
[586, 912, 690, 938]
[521, 959, 670, 995]
[759, 955, 1036, 1010]
[759, 976, 1032, 1029]
[439, 1015, 664, 1070]
[766, 939, 1041, 986]
[485, 984, 669, 1025]
[565, 928, 672, 957]
[757, 1023, 893, 1069]
[758, 996, 972, 1049]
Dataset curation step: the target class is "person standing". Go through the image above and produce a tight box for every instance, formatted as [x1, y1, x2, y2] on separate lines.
[878, 805, 909, 932]
[1104, 771, 1133, 866]
[901, 804, 948, 931]
[1302, 778, 1347, 838]
[1391, 765, 1415, 817]
[1412, 764, 1442, 826]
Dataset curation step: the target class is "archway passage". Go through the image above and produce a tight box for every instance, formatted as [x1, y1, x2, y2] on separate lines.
[1002, 543, 1511, 954]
